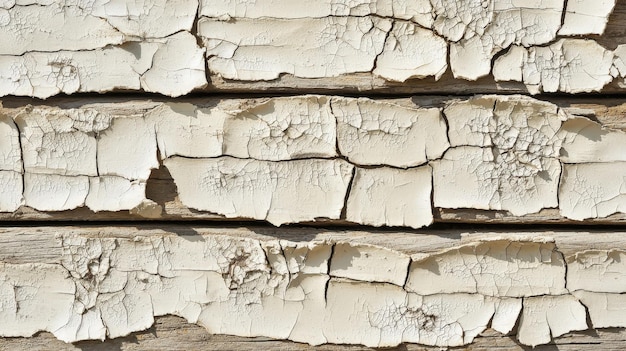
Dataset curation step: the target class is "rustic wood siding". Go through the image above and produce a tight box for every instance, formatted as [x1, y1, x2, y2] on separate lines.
[1, 0, 626, 349]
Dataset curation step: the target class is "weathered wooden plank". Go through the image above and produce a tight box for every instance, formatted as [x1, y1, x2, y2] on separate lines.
[1, 95, 626, 225]
[0, 225, 626, 348]
[0, 0, 626, 97]
[2, 315, 626, 351]
[3, 224, 626, 260]
[198, 0, 626, 95]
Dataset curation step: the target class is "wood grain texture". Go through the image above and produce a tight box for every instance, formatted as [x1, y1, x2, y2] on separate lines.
[1, 1, 626, 350]
[1, 95, 625, 225]
[0, 225, 626, 348]
[1, 315, 625, 351]
[1, 224, 626, 260]
[198, 0, 626, 95]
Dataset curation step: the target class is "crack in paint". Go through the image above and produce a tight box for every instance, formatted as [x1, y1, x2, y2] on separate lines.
[0, 232, 623, 347]
[1, 94, 626, 224]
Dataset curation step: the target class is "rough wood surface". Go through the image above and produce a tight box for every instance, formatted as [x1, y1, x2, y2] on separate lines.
[2, 315, 626, 351]
[1, 225, 626, 348]
[1, 0, 626, 97]
[196, 0, 626, 94]
[1, 95, 625, 225]
[3, 0, 626, 349]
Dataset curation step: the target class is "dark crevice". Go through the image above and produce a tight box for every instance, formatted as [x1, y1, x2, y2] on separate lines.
[339, 167, 356, 221]
[1, 219, 625, 232]
[324, 243, 335, 303]
[4, 90, 626, 109]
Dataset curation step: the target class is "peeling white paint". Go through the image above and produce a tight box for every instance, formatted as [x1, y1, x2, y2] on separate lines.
[558, 0, 616, 35]
[0, 263, 75, 339]
[0, 4, 125, 55]
[444, 95, 565, 148]
[559, 163, 626, 220]
[346, 166, 433, 229]
[164, 157, 354, 225]
[0, 1, 620, 96]
[0, 0, 624, 346]
[567, 250, 626, 293]
[23, 173, 89, 211]
[491, 298, 522, 334]
[282, 242, 332, 275]
[150, 96, 338, 160]
[15, 107, 109, 176]
[373, 21, 448, 82]
[329, 243, 410, 285]
[1, 94, 625, 223]
[0, 105, 159, 213]
[518, 295, 587, 347]
[90, 0, 199, 39]
[199, 0, 433, 28]
[322, 281, 508, 347]
[85, 176, 146, 212]
[448, 0, 563, 80]
[199, 17, 392, 80]
[139, 32, 208, 97]
[195, 0, 618, 86]
[0, 0, 198, 55]
[0, 32, 206, 98]
[406, 241, 567, 297]
[0, 114, 21, 172]
[434, 95, 564, 215]
[574, 291, 626, 328]
[494, 40, 615, 94]
[0, 233, 624, 347]
[199, 14, 452, 82]
[97, 116, 158, 181]
[333, 97, 448, 168]
[0, 170, 22, 211]
[222, 96, 337, 161]
[433, 146, 561, 215]
[149, 102, 225, 159]
[559, 117, 626, 163]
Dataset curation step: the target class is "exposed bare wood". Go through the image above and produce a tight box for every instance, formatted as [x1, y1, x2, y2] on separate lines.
[0, 96, 626, 226]
[2, 315, 626, 351]
[2, 0, 626, 349]
[0, 226, 626, 348]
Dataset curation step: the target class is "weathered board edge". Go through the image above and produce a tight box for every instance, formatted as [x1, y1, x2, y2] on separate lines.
[0, 315, 624, 351]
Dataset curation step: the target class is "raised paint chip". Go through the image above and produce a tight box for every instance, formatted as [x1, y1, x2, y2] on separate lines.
[559, 163, 626, 220]
[518, 295, 587, 347]
[494, 40, 614, 94]
[165, 157, 354, 225]
[406, 240, 567, 297]
[333, 97, 448, 168]
[345, 166, 433, 229]
[434, 96, 564, 215]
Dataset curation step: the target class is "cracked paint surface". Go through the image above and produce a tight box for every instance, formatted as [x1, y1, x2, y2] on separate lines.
[1, 94, 625, 223]
[0, 0, 622, 96]
[2, 1, 625, 349]
[346, 166, 433, 229]
[494, 39, 615, 94]
[163, 157, 354, 226]
[0, 230, 623, 347]
[199, 16, 393, 80]
[6, 105, 155, 213]
[434, 95, 564, 216]
[332, 97, 448, 168]
[559, 0, 617, 35]
[0, 29, 206, 98]
[196, 0, 622, 93]
[406, 240, 567, 297]
[0, 0, 197, 55]
[559, 163, 626, 220]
